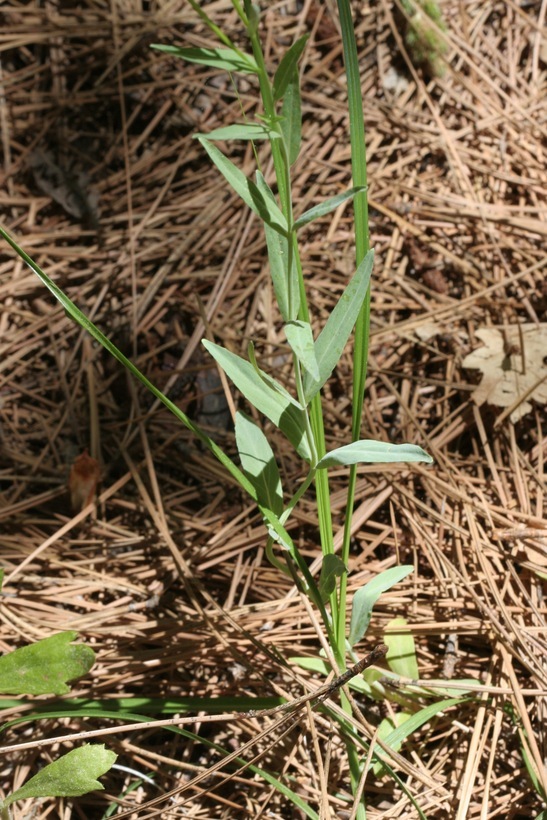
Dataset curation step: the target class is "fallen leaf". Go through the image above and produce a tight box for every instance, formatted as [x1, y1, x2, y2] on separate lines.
[462, 324, 547, 422]
[69, 450, 101, 511]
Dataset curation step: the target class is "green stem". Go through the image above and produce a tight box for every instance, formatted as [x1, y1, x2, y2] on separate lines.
[336, 0, 371, 653]
[335, 2, 372, 815]
[244, 4, 335, 571]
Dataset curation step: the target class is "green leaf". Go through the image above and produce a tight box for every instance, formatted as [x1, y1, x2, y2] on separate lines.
[349, 566, 414, 647]
[256, 172, 300, 321]
[4, 745, 117, 807]
[318, 555, 347, 603]
[235, 411, 283, 516]
[284, 320, 319, 382]
[0, 632, 95, 696]
[317, 440, 433, 469]
[294, 186, 367, 230]
[202, 340, 311, 460]
[196, 138, 287, 235]
[264, 221, 291, 321]
[280, 70, 302, 166]
[384, 617, 420, 680]
[368, 697, 467, 777]
[273, 35, 309, 101]
[0, 225, 296, 557]
[199, 123, 280, 141]
[303, 250, 374, 403]
[371, 713, 412, 776]
[150, 45, 257, 74]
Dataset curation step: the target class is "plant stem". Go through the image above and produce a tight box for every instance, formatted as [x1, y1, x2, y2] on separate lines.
[336, 0, 371, 652]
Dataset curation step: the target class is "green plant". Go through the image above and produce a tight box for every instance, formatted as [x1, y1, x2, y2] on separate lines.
[0, 1, 478, 815]
[401, 0, 449, 77]
[0, 627, 115, 819]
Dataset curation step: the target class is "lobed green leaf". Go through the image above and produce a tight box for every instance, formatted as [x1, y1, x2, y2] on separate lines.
[4, 745, 117, 807]
[0, 632, 95, 696]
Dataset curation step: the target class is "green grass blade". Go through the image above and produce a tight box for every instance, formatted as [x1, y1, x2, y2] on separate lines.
[151, 45, 257, 74]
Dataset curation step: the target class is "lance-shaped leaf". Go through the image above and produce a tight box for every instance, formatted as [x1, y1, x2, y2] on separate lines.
[349, 566, 414, 647]
[235, 411, 283, 516]
[151, 45, 258, 74]
[284, 320, 319, 382]
[200, 123, 281, 141]
[318, 554, 347, 603]
[280, 70, 302, 166]
[202, 340, 311, 461]
[303, 250, 374, 403]
[294, 186, 367, 230]
[196, 138, 287, 235]
[317, 440, 433, 469]
[273, 35, 309, 101]
[264, 221, 291, 321]
[256, 172, 300, 321]
[3, 745, 117, 807]
[0, 632, 95, 696]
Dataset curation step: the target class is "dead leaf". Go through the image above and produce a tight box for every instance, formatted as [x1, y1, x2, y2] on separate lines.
[69, 450, 101, 511]
[462, 324, 547, 422]
[29, 148, 99, 226]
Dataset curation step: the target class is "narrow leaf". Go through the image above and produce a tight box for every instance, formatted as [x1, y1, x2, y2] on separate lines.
[151, 45, 257, 74]
[317, 440, 433, 469]
[200, 123, 280, 141]
[294, 186, 367, 230]
[202, 340, 310, 460]
[318, 555, 347, 603]
[4, 745, 117, 806]
[0, 632, 95, 696]
[273, 35, 309, 101]
[349, 566, 414, 647]
[284, 320, 319, 382]
[264, 222, 291, 321]
[256, 172, 300, 320]
[384, 617, 420, 680]
[197, 138, 287, 235]
[235, 411, 283, 516]
[368, 697, 467, 776]
[303, 250, 374, 403]
[0, 225, 295, 554]
[280, 71, 302, 166]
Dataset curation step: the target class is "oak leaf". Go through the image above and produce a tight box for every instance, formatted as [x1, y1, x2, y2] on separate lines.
[462, 325, 547, 422]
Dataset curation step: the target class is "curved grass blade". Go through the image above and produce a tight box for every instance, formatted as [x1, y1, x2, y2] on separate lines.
[151, 44, 257, 74]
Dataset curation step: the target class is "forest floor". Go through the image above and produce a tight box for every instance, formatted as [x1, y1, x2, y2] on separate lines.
[1, 1, 546, 818]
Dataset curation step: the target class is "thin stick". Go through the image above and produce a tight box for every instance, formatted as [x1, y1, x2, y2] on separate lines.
[245, 644, 388, 718]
